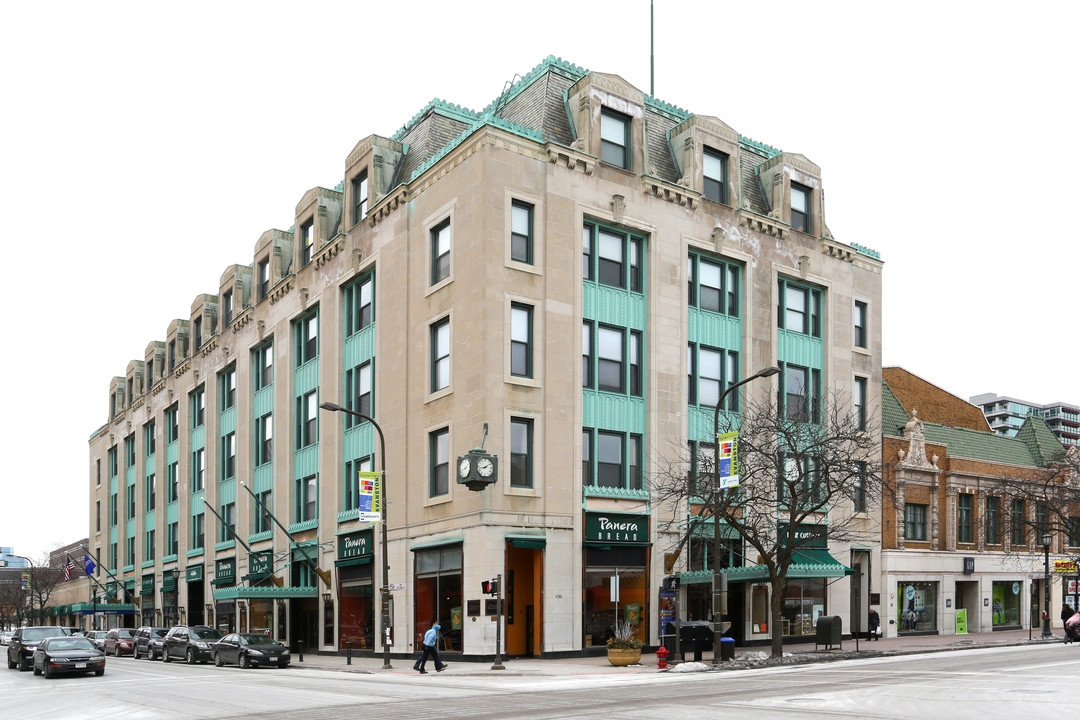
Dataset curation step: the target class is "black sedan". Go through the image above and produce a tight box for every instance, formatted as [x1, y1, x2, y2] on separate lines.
[32, 636, 105, 678]
[213, 633, 290, 668]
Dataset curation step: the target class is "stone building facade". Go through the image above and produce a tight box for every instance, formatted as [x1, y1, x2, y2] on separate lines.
[88, 56, 882, 656]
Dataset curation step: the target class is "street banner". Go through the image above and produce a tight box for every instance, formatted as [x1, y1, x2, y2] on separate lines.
[717, 431, 739, 488]
[357, 471, 382, 523]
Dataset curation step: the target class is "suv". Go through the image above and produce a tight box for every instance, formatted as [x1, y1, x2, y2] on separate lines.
[104, 628, 136, 656]
[162, 625, 224, 664]
[7, 626, 68, 671]
[133, 626, 169, 660]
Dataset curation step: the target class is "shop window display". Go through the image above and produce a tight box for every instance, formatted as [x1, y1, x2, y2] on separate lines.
[584, 568, 647, 647]
[781, 578, 826, 636]
[898, 582, 938, 633]
[991, 580, 1022, 629]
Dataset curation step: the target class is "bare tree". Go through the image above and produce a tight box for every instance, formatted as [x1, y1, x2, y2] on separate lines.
[651, 391, 883, 658]
[0, 574, 27, 629]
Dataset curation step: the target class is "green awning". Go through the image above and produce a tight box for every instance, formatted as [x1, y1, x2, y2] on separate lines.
[409, 536, 463, 552]
[681, 550, 852, 585]
[213, 585, 319, 600]
[506, 534, 546, 550]
[334, 557, 373, 568]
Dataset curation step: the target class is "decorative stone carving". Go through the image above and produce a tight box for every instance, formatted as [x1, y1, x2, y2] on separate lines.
[611, 195, 625, 224]
[711, 227, 725, 253]
[798, 255, 810, 279]
[900, 410, 934, 469]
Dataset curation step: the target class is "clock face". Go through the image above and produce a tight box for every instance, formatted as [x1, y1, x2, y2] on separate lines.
[458, 458, 471, 478]
[477, 457, 494, 477]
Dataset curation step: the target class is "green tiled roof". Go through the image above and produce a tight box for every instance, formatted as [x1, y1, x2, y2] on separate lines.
[1016, 416, 1066, 465]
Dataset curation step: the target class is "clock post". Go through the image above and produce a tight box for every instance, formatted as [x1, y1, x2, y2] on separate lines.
[456, 423, 499, 492]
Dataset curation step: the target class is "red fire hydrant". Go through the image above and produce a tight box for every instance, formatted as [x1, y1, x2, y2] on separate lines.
[656, 645, 669, 670]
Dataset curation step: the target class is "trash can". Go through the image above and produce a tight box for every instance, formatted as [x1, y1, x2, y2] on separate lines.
[719, 636, 735, 661]
[665, 621, 713, 661]
[815, 615, 842, 650]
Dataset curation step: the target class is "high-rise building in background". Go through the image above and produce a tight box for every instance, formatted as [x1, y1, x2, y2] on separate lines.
[970, 393, 1078, 447]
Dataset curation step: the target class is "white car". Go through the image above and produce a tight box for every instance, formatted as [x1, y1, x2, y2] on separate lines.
[0, 632, 14, 646]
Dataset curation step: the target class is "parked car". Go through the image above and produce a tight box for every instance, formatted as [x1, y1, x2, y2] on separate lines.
[86, 631, 109, 651]
[7, 627, 69, 671]
[33, 636, 105, 678]
[213, 633, 290, 669]
[162, 625, 224, 664]
[104, 628, 136, 656]
[0, 631, 13, 646]
[133, 626, 169, 660]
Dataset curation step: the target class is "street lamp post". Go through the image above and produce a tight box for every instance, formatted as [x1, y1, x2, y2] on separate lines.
[320, 401, 392, 670]
[710, 366, 780, 659]
[1042, 532, 1053, 638]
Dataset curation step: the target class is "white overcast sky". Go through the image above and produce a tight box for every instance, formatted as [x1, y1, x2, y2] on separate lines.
[2, 1, 1077, 560]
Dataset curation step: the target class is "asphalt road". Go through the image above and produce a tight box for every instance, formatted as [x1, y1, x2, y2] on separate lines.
[5, 644, 1079, 720]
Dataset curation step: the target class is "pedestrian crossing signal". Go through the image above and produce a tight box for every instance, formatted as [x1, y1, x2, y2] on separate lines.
[482, 579, 499, 595]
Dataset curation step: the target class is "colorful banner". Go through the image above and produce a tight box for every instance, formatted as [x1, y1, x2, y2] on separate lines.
[357, 471, 382, 523]
[717, 431, 739, 488]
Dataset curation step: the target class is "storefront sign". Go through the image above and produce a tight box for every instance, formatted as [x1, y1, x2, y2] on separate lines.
[215, 558, 235, 583]
[955, 608, 967, 634]
[778, 524, 827, 548]
[584, 512, 649, 545]
[249, 551, 273, 576]
[963, 557, 975, 574]
[141, 574, 155, 595]
[1054, 560, 1079, 573]
[186, 564, 203, 582]
[338, 529, 374, 561]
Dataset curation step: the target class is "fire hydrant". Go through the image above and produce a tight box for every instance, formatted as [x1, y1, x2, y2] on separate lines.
[656, 644, 669, 670]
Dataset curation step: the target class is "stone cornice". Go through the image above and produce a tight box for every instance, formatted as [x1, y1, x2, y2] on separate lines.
[737, 209, 786, 239]
[130, 396, 144, 413]
[820, 237, 855, 263]
[672, 113, 738, 144]
[199, 336, 218, 358]
[295, 186, 342, 218]
[369, 187, 408, 227]
[172, 358, 190, 380]
[642, 174, 698, 209]
[314, 235, 344, 269]
[546, 144, 594, 175]
[151, 379, 167, 397]
[268, 276, 294, 305]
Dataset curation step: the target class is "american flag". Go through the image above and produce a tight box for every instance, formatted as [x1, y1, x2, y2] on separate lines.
[63, 556, 75, 582]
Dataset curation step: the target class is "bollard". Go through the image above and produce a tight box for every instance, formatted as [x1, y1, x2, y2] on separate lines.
[346, 640, 352, 665]
[298, 639, 304, 663]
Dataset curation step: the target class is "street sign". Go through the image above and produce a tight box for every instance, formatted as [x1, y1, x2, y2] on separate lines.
[387, 583, 406, 591]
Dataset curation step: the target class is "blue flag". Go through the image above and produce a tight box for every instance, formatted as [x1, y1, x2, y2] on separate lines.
[83, 554, 96, 576]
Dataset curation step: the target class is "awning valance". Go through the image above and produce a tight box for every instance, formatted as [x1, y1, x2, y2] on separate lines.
[680, 549, 852, 584]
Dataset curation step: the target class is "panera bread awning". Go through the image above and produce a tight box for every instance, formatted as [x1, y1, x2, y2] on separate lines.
[679, 549, 853, 585]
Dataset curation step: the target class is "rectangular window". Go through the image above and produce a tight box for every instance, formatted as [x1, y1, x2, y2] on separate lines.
[429, 428, 449, 497]
[510, 417, 532, 488]
[167, 522, 178, 556]
[222, 289, 233, 327]
[785, 365, 809, 422]
[510, 200, 533, 264]
[958, 494, 973, 543]
[791, 182, 810, 233]
[854, 301, 867, 349]
[108, 446, 118, 477]
[145, 529, 155, 561]
[431, 318, 450, 392]
[582, 429, 592, 484]
[688, 253, 739, 316]
[628, 434, 642, 490]
[145, 359, 154, 391]
[127, 484, 135, 519]
[582, 225, 592, 281]
[167, 461, 178, 502]
[190, 385, 205, 429]
[301, 219, 314, 266]
[597, 431, 624, 488]
[1068, 516, 1080, 547]
[582, 321, 593, 389]
[779, 280, 822, 337]
[344, 456, 374, 511]
[256, 413, 273, 466]
[297, 475, 317, 522]
[431, 218, 451, 285]
[904, 503, 928, 541]
[985, 496, 1000, 544]
[126, 536, 135, 566]
[146, 473, 156, 511]
[510, 303, 533, 378]
[583, 222, 646, 292]
[854, 377, 867, 430]
[191, 448, 205, 492]
[165, 405, 179, 443]
[125, 435, 136, 468]
[254, 490, 272, 534]
[219, 502, 235, 542]
[600, 107, 630, 169]
[96, 500, 101, 532]
[703, 147, 728, 204]
[168, 340, 176, 372]
[345, 273, 374, 336]
[597, 228, 625, 288]
[254, 342, 274, 390]
[258, 258, 270, 300]
[629, 331, 642, 397]
[296, 311, 318, 366]
[345, 361, 373, 428]
[296, 391, 318, 449]
[193, 316, 203, 351]
[220, 365, 237, 409]
[854, 462, 867, 513]
[597, 325, 625, 393]
[192, 513, 204, 550]
[109, 493, 117, 526]
[352, 171, 368, 225]
[222, 432, 236, 480]
[1011, 499, 1027, 546]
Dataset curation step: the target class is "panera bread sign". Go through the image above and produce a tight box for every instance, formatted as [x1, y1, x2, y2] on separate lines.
[585, 513, 649, 545]
[338, 529, 374, 561]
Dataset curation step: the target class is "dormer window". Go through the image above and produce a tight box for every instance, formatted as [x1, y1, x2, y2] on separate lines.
[703, 147, 728, 204]
[145, 360, 154, 391]
[301, 220, 314, 266]
[352, 171, 368, 225]
[258, 258, 270, 300]
[600, 108, 630, 169]
[193, 316, 203, 350]
[791, 182, 810, 233]
[222, 290, 233, 326]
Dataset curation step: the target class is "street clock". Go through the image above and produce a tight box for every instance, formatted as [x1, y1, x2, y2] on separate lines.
[457, 447, 498, 492]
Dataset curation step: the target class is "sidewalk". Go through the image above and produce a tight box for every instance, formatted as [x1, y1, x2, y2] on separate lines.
[287, 627, 1068, 677]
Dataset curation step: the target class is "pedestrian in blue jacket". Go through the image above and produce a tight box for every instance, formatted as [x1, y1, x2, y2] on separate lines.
[413, 621, 447, 673]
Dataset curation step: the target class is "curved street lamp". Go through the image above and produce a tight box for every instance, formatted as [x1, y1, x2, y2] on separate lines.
[711, 366, 780, 658]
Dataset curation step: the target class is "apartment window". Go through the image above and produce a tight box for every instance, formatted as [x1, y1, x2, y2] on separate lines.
[904, 503, 928, 541]
[854, 462, 867, 513]
[582, 322, 593, 388]
[985, 496, 1000, 544]
[125, 435, 136, 468]
[254, 341, 274, 391]
[583, 222, 645, 291]
[510, 200, 534, 264]
[258, 258, 270, 300]
[219, 365, 236, 409]
[431, 318, 450, 392]
[222, 432, 236, 480]
[296, 311, 318, 366]
[779, 280, 822, 338]
[346, 362, 373, 427]
[193, 316, 203, 350]
[254, 490, 272, 534]
[582, 430, 591, 484]
[429, 428, 449, 497]
[598, 229, 624, 288]
[127, 484, 135, 519]
[345, 273, 374, 336]
[300, 220, 314, 266]
[146, 473, 156, 511]
[510, 417, 533, 488]
[510, 303, 533, 378]
[854, 377, 868, 430]
[165, 405, 179, 444]
[689, 344, 739, 410]
[629, 331, 642, 397]
[145, 359, 154, 391]
[125, 537, 135, 566]
[108, 492, 116, 526]
[191, 448, 205, 492]
[785, 365, 810, 422]
[854, 301, 868, 349]
[192, 513, 204, 550]
[108, 446, 118, 477]
[628, 434, 642, 490]
[958, 493, 973, 543]
[190, 386, 205, 429]
[296, 391, 317, 449]
[582, 225, 592, 281]
[167, 522, 178, 556]
[1012, 499, 1027, 546]
[145, 420, 156, 456]
[219, 502, 235, 542]
[168, 340, 176, 372]
[1036, 502, 1049, 538]
[145, 529, 155, 561]
[352, 171, 368, 225]
[344, 456, 374, 511]
[703, 147, 728, 204]
[600, 107, 630, 169]
[96, 500, 101, 532]
[431, 218, 451, 285]
[688, 254, 739, 316]
[597, 326, 625, 393]
[126, 378, 134, 406]
[1068, 516, 1080, 547]
[296, 475, 316, 522]
[96, 459, 101, 487]
[167, 461, 178, 502]
[256, 413, 273, 466]
[109, 543, 116, 570]
[791, 182, 811, 233]
[583, 429, 642, 490]
[222, 290, 234, 327]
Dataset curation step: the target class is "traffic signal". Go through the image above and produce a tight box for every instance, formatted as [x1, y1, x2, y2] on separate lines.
[662, 575, 680, 591]
[482, 579, 499, 595]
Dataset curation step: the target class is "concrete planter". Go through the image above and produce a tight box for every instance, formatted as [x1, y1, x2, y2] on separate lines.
[606, 647, 642, 666]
